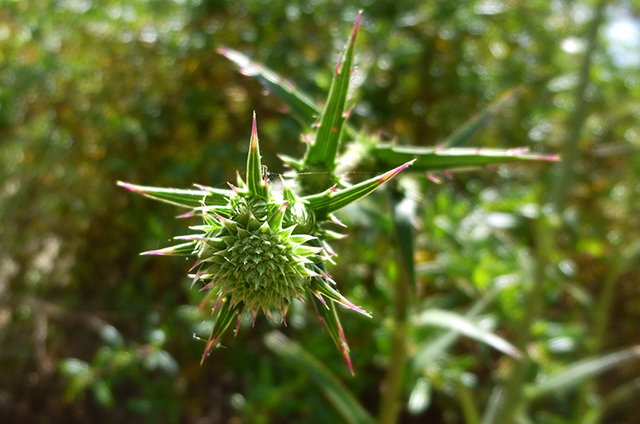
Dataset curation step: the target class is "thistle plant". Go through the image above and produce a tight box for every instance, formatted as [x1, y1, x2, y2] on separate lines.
[118, 15, 417, 372]
[119, 13, 556, 376]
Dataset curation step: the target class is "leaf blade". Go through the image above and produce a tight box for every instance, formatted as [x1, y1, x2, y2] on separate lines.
[414, 309, 522, 359]
[372, 144, 559, 173]
[525, 345, 640, 399]
[264, 331, 375, 424]
[304, 12, 361, 172]
[218, 46, 320, 126]
[117, 181, 232, 208]
[303, 160, 414, 220]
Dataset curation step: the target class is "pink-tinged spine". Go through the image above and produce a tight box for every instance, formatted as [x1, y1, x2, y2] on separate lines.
[350, 11, 362, 45]
[312, 291, 329, 309]
[116, 181, 138, 192]
[427, 174, 442, 184]
[201, 337, 218, 365]
[377, 159, 416, 185]
[234, 315, 242, 336]
[336, 325, 354, 375]
[250, 111, 259, 153]
[177, 210, 197, 218]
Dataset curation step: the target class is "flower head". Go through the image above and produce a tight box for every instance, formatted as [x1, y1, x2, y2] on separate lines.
[118, 114, 412, 371]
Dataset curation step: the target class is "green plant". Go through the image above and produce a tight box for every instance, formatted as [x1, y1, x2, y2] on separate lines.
[119, 16, 414, 371]
[117, 12, 562, 423]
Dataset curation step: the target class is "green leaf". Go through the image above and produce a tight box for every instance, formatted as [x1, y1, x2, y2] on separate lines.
[303, 12, 361, 172]
[117, 181, 232, 208]
[141, 241, 197, 256]
[414, 309, 522, 359]
[442, 89, 522, 148]
[218, 46, 320, 126]
[59, 358, 90, 378]
[309, 276, 371, 317]
[310, 292, 354, 374]
[481, 388, 505, 424]
[200, 298, 243, 364]
[264, 331, 375, 424]
[408, 378, 432, 415]
[391, 188, 417, 294]
[303, 160, 414, 220]
[92, 379, 114, 407]
[413, 291, 497, 369]
[246, 112, 268, 198]
[525, 345, 640, 399]
[372, 144, 559, 173]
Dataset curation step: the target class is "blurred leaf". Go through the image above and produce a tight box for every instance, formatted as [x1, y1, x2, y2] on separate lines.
[92, 379, 114, 408]
[100, 325, 125, 348]
[59, 358, 90, 378]
[442, 89, 522, 148]
[481, 388, 504, 424]
[264, 331, 375, 424]
[413, 292, 501, 369]
[414, 310, 522, 359]
[525, 346, 640, 399]
[408, 378, 432, 415]
[391, 188, 417, 293]
[218, 46, 320, 127]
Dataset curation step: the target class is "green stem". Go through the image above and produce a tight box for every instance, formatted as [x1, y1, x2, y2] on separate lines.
[492, 214, 550, 424]
[378, 188, 413, 424]
[551, 0, 606, 212]
[574, 151, 638, 422]
[457, 381, 482, 424]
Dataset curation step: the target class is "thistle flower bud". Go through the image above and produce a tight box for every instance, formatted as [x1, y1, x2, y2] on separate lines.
[119, 113, 412, 371]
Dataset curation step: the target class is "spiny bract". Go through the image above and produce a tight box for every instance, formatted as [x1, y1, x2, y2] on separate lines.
[118, 13, 414, 372]
[118, 114, 412, 372]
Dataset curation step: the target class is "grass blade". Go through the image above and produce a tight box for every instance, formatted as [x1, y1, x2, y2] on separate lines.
[525, 345, 640, 400]
[414, 309, 522, 359]
[264, 331, 375, 424]
[413, 292, 495, 369]
[391, 188, 417, 294]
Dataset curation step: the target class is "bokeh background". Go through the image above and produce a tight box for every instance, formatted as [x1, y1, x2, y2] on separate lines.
[1, 0, 639, 423]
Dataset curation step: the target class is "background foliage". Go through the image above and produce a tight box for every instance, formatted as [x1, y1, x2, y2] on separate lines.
[1, 0, 639, 423]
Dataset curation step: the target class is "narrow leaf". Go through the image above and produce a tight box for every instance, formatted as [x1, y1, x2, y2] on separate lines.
[310, 293, 354, 374]
[265, 331, 375, 424]
[310, 277, 371, 317]
[201, 299, 243, 364]
[372, 144, 559, 173]
[246, 112, 268, 198]
[304, 12, 361, 172]
[117, 181, 232, 208]
[218, 46, 320, 125]
[413, 291, 497, 369]
[481, 388, 505, 424]
[391, 189, 417, 294]
[525, 345, 640, 399]
[414, 309, 522, 359]
[141, 241, 197, 256]
[303, 160, 414, 220]
[442, 88, 522, 148]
